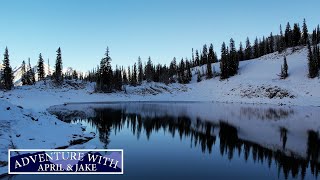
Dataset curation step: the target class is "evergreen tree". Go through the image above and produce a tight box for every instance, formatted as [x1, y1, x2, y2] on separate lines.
[307, 42, 318, 78]
[278, 25, 285, 53]
[269, 32, 274, 53]
[195, 50, 200, 66]
[229, 38, 238, 75]
[292, 23, 301, 46]
[302, 18, 309, 45]
[145, 56, 153, 82]
[206, 44, 214, 78]
[72, 70, 78, 80]
[169, 57, 177, 78]
[122, 66, 128, 85]
[312, 29, 317, 45]
[238, 42, 244, 61]
[54, 47, 63, 84]
[27, 58, 35, 85]
[317, 25, 320, 44]
[132, 62, 137, 86]
[280, 56, 288, 79]
[186, 59, 192, 82]
[98, 47, 113, 92]
[37, 53, 45, 81]
[245, 37, 252, 60]
[21, 60, 28, 85]
[284, 22, 292, 47]
[137, 56, 143, 84]
[201, 44, 208, 66]
[220, 42, 229, 79]
[253, 37, 260, 58]
[1, 47, 13, 90]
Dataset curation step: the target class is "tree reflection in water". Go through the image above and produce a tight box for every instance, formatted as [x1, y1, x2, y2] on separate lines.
[61, 107, 320, 179]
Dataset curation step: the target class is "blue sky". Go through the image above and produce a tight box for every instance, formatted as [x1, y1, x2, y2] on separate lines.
[0, 0, 319, 71]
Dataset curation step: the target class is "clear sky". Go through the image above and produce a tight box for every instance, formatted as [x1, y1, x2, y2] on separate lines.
[0, 0, 319, 72]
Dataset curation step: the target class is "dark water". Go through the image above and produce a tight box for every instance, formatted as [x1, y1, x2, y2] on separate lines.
[3, 102, 320, 180]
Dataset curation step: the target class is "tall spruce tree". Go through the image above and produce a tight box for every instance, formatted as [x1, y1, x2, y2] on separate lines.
[27, 58, 35, 85]
[302, 19, 309, 45]
[201, 44, 208, 66]
[307, 42, 318, 78]
[137, 56, 143, 84]
[253, 37, 260, 58]
[99, 47, 113, 92]
[292, 23, 301, 46]
[284, 22, 292, 47]
[245, 37, 252, 60]
[278, 25, 285, 53]
[269, 32, 274, 53]
[280, 56, 288, 79]
[195, 50, 200, 66]
[145, 57, 153, 82]
[54, 47, 63, 84]
[1, 47, 13, 90]
[220, 42, 229, 79]
[132, 62, 137, 86]
[229, 38, 238, 76]
[206, 44, 214, 78]
[21, 60, 28, 85]
[238, 42, 244, 61]
[37, 53, 45, 81]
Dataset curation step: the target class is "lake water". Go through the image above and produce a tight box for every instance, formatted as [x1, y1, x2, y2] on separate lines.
[3, 102, 320, 180]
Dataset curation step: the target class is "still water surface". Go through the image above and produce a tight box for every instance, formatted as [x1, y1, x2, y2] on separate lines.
[3, 102, 320, 180]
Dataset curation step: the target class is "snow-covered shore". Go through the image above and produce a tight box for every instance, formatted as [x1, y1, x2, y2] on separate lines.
[1, 47, 319, 112]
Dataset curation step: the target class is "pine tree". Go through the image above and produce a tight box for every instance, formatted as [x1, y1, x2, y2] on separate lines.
[27, 58, 35, 85]
[284, 22, 292, 47]
[169, 57, 177, 78]
[278, 25, 285, 53]
[317, 25, 320, 44]
[97, 47, 113, 92]
[1, 47, 13, 90]
[269, 32, 274, 53]
[186, 59, 192, 82]
[37, 53, 45, 81]
[302, 19, 309, 45]
[229, 38, 238, 75]
[206, 43, 214, 78]
[292, 23, 301, 46]
[253, 37, 260, 58]
[195, 50, 200, 66]
[21, 60, 28, 85]
[220, 42, 229, 79]
[54, 47, 63, 84]
[280, 56, 288, 79]
[72, 70, 78, 80]
[245, 37, 252, 60]
[132, 62, 137, 86]
[145, 57, 153, 82]
[201, 44, 208, 66]
[308, 42, 318, 78]
[137, 56, 143, 84]
[238, 42, 244, 61]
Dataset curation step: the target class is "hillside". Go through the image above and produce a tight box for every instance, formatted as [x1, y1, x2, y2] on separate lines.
[0, 46, 319, 111]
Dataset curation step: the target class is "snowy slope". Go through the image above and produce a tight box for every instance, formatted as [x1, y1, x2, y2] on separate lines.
[2, 46, 319, 111]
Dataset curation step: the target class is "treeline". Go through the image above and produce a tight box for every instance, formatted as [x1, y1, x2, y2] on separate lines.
[0, 47, 64, 90]
[86, 19, 319, 93]
[1, 19, 320, 92]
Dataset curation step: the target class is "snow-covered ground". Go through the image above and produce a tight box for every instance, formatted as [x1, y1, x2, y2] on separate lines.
[1, 46, 319, 112]
[0, 46, 319, 176]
